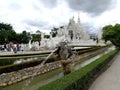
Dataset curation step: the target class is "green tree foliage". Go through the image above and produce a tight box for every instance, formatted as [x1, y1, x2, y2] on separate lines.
[0, 23, 17, 44]
[102, 24, 120, 48]
[0, 30, 6, 44]
[0, 23, 13, 31]
[20, 31, 31, 44]
[0, 23, 30, 44]
[44, 35, 50, 39]
[7, 30, 18, 42]
[50, 27, 59, 37]
[32, 34, 41, 42]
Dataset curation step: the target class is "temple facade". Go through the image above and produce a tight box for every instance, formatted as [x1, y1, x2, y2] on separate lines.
[57, 16, 89, 41]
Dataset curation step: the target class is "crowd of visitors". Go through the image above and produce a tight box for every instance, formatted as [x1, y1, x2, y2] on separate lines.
[0, 42, 24, 53]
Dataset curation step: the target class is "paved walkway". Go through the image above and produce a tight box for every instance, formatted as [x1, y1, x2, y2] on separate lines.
[89, 52, 120, 90]
[0, 50, 52, 56]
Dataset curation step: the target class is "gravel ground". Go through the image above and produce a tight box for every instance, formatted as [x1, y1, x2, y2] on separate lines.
[89, 52, 120, 90]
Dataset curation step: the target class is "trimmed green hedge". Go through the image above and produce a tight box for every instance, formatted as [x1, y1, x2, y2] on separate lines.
[37, 50, 118, 90]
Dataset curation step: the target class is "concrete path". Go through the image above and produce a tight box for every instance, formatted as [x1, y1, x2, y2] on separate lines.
[0, 50, 52, 56]
[89, 52, 120, 90]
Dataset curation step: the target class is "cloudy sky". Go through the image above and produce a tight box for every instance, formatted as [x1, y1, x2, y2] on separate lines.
[0, 0, 119, 34]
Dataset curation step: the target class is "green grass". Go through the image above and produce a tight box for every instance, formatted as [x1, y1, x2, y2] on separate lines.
[37, 50, 118, 90]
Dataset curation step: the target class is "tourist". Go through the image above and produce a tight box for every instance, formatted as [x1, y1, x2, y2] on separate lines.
[7, 44, 10, 51]
[39, 41, 41, 46]
[4, 43, 7, 51]
[1, 45, 4, 51]
[17, 43, 20, 51]
[20, 44, 24, 51]
[13, 44, 17, 53]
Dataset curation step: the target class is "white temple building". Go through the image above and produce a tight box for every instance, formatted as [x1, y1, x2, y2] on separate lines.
[40, 16, 102, 49]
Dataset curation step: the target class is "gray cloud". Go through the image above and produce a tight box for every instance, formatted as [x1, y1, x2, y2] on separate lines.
[24, 20, 47, 27]
[82, 23, 94, 33]
[9, 2, 21, 10]
[24, 19, 52, 30]
[66, 0, 115, 15]
[39, 0, 58, 8]
[32, 3, 41, 10]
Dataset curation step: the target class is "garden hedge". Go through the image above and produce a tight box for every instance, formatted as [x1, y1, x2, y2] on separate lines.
[37, 49, 118, 90]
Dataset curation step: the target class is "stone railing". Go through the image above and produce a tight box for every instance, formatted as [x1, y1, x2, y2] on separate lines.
[0, 61, 61, 87]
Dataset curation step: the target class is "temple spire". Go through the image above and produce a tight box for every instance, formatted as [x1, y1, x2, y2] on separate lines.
[78, 12, 80, 24]
[72, 16, 74, 20]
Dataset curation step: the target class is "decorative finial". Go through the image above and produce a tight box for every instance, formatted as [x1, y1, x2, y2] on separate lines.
[72, 16, 74, 20]
[78, 12, 80, 24]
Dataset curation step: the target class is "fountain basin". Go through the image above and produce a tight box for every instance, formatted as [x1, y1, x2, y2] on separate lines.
[0, 46, 110, 88]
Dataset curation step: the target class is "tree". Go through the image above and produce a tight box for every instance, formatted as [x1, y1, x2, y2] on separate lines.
[0, 23, 17, 44]
[0, 23, 13, 31]
[102, 24, 120, 48]
[32, 34, 41, 42]
[0, 23, 33, 44]
[20, 31, 31, 44]
[44, 35, 50, 39]
[7, 30, 17, 43]
[50, 27, 59, 37]
[0, 30, 6, 44]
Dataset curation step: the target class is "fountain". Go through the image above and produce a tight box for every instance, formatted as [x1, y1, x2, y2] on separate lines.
[40, 41, 76, 75]
[32, 41, 75, 85]
[22, 40, 76, 89]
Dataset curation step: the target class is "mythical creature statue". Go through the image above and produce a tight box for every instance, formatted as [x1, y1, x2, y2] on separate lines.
[54, 41, 76, 75]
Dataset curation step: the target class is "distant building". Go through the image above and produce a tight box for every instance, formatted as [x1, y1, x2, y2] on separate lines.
[35, 30, 41, 35]
[56, 16, 90, 41]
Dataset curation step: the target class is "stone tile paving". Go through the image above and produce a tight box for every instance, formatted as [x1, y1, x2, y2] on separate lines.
[89, 52, 120, 90]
